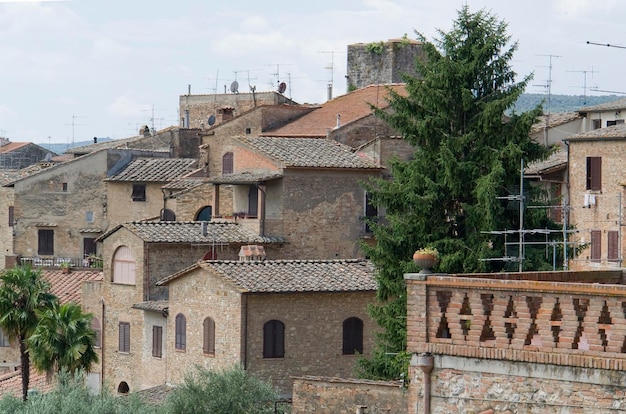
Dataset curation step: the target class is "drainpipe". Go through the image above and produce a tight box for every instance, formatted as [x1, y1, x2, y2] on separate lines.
[416, 353, 434, 414]
[100, 298, 105, 390]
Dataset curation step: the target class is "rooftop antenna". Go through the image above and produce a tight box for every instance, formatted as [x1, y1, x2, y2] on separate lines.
[535, 54, 561, 146]
[586, 41, 626, 50]
[141, 105, 165, 134]
[267, 63, 293, 89]
[567, 67, 597, 106]
[65, 115, 87, 149]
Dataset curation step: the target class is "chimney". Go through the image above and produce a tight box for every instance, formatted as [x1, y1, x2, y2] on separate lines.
[93, 136, 98, 144]
[336, 114, 341, 129]
[238, 245, 266, 261]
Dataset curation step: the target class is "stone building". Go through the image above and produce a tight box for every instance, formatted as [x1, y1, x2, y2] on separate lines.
[1, 148, 171, 270]
[93, 220, 284, 393]
[152, 259, 378, 395]
[0, 140, 56, 170]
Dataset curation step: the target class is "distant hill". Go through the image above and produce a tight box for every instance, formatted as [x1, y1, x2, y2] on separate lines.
[512, 94, 623, 114]
[38, 138, 113, 155]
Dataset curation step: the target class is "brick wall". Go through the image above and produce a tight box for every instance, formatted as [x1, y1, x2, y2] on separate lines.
[292, 376, 407, 414]
[406, 270, 626, 413]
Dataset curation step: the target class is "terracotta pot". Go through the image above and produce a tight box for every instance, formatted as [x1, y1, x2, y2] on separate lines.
[413, 252, 438, 272]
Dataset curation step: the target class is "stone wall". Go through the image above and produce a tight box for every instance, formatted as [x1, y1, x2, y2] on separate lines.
[411, 354, 626, 414]
[292, 376, 407, 414]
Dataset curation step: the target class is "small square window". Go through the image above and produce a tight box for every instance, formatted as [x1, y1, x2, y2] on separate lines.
[132, 184, 146, 202]
[85, 211, 94, 223]
[245, 127, 251, 134]
[62, 182, 68, 192]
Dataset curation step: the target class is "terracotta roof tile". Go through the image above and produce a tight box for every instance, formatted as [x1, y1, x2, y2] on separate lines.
[104, 221, 284, 244]
[578, 97, 626, 112]
[207, 170, 283, 184]
[132, 300, 169, 312]
[530, 112, 580, 133]
[263, 84, 406, 137]
[158, 259, 377, 292]
[239, 137, 381, 169]
[43, 270, 103, 304]
[134, 383, 176, 405]
[0, 142, 30, 154]
[106, 158, 197, 182]
[525, 148, 567, 175]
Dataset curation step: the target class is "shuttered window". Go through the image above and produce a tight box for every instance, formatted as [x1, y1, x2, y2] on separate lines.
[222, 152, 234, 174]
[591, 230, 602, 262]
[119, 322, 130, 353]
[586, 157, 602, 191]
[152, 326, 163, 358]
[203, 317, 215, 355]
[38, 229, 54, 255]
[342, 317, 364, 355]
[175, 314, 186, 351]
[608, 231, 620, 262]
[263, 320, 284, 358]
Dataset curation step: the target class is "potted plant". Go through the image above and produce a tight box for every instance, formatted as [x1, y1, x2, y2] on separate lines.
[413, 247, 439, 274]
[60, 261, 71, 274]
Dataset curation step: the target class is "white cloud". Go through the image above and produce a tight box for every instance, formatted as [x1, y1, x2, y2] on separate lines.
[107, 95, 150, 118]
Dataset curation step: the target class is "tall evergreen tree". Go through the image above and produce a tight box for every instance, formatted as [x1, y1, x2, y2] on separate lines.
[358, 6, 554, 379]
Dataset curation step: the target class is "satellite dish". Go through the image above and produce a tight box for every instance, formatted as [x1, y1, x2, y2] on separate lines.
[230, 80, 239, 94]
[208, 114, 216, 126]
[278, 82, 287, 94]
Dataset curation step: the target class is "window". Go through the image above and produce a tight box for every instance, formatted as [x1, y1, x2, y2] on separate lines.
[608, 231, 620, 262]
[342, 317, 364, 355]
[586, 157, 602, 191]
[85, 211, 94, 223]
[8, 206, 13, 227]
[364, 192, 379, 233]
[38, 229, 54, 255]
[118, 322, 130, 353]
[112, 246, 136, 284]
[175, 314, 186, 351]
[203, 317, 216, 355]
[245, 127, 251, 134]
[591, 230, 602, 262]
[0, 328, 9, 347]
[592, 119, 602, 129]
[132, 184, 146, 201]
[196, 206, 212, 221]
[83, 238, 96, 258]
[607, 119, 625, 127]
[62, 182, 68, 192]
[248, 186, 258, 217]
[152, 326, 163, 358]
[222, 152, 234, 174]
[117, 382, 129, 394]
[92, 318, 101, 348]
[263, 320, 284, 358]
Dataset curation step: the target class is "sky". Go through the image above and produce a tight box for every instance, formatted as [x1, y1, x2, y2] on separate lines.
[0, 0, 625, 146]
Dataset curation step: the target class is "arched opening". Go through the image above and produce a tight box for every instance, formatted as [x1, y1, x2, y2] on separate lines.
[196, 206, 212, 221]
[117, 381, 129, 394]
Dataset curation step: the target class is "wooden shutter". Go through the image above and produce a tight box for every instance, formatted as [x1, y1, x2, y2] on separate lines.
[152, 326, 162, 358]
[591, 230, 602, 262]
[586, 157, 602, 191]
[38, 229, 54, 255]
[175, 314, 186, 350]
[263, 320, 284, 358]
[342, 317, 364, 355]
[608, 231, 620, 262]
[119, 322, 130, 353]
[222, 152, 233, 174]
[203, 318, 215, 355]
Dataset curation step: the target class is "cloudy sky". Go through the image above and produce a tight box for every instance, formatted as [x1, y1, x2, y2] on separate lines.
[0, 0, 623, 146]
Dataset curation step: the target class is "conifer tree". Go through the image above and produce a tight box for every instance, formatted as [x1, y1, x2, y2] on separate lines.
[359, 6, 555, 379]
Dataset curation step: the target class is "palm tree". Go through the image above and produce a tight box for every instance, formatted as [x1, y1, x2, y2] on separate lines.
[28, 301, 99, 377]
[0, 266, 57, 400]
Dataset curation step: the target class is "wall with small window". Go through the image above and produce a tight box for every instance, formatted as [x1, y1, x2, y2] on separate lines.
[105, 181, 168, 229]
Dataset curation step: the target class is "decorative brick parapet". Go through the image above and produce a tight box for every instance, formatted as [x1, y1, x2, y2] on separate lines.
[406, 271, 626, 371]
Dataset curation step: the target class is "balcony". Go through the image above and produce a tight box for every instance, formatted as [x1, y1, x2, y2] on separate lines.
[19, 255, 103, 270]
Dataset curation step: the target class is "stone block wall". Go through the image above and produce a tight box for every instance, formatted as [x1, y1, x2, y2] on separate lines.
[292, 376, 407, 414]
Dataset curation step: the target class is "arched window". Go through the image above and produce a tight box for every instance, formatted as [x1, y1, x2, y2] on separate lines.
[263, 320, 284, 358]
[247, 186, 258, 218]
[92, 318, 101, 348]
[342, 317, 364, 355]
[196, 206, 212, 221]
[222, 152, 234, 174]
[175, 313, 186, 351]
[112, 246, 135, 284]
[203, 317, 216, 355]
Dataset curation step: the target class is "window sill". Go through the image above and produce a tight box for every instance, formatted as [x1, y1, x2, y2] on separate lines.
[203, 352, 215, 357]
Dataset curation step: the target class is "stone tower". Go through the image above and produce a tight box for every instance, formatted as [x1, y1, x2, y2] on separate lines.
[346, 38, 425, 92]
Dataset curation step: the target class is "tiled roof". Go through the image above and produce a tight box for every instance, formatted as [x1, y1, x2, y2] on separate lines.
[566, 123, 626, 140]
[132, 300, 169, 312]
[134, 383, 176, 405]
[0, 142, 30, 154]
[578, 97, 626, 113]
[263, 84, 406, 137]
[161, 177, 207, 191]
[101, 221, 284, 244]
[207, 170, 283, 184]
[43, 270, 103, 304]
[158, 259, 377, 292]
[530, 112, 580, 133]
[106, 158, 198, 182]
[525, 149, 567, 175]
[239, 137, 381, 169]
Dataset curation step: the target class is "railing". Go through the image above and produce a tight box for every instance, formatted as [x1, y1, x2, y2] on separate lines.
[406, 271, 626, 371]
[19, 256, 103, 269]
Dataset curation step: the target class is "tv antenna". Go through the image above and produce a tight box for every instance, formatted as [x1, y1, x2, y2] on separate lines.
[319, 50, 345, 100]
[587, 41, 626, 50]
[267, 63, 293, 89]
[567, 67, 598, 106]
[65, 115, 87, 149]
[141, 105, 165, 134]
